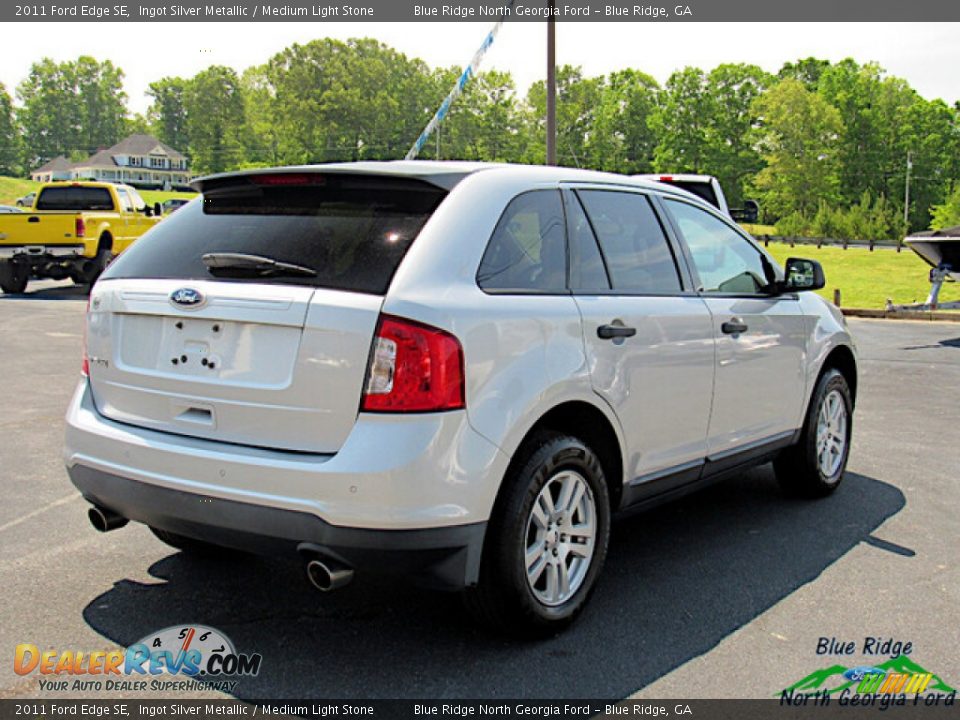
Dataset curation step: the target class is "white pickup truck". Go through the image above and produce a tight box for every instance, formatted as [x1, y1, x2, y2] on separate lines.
[635, 173, 759, 224]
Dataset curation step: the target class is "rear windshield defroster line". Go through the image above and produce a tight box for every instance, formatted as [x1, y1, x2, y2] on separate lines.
[101, 173, 447, 295]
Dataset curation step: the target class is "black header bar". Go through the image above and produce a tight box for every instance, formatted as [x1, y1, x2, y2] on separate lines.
[6, 0, 960, 22]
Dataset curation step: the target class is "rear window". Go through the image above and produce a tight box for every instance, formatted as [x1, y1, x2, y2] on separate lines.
[35, 186, 114, 211]
[662, 180, 719, 209]
[101, 174, 447, 295]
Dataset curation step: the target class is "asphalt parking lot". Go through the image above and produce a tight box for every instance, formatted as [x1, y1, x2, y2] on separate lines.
[0, 280, 957, 700]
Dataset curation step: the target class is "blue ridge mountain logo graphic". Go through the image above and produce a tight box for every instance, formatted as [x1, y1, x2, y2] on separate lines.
[782, 655, 956, 696]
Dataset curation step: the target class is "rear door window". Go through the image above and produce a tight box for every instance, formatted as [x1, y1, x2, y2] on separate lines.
[101, 174, 448, 295]
[477, 190, 567, 293]
[576, 190, 682, 294]
[565, 193, 610, 291]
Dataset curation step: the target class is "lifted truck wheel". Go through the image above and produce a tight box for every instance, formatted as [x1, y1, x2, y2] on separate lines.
[73, 246, 113, 287]
[0, 260, 29, 294]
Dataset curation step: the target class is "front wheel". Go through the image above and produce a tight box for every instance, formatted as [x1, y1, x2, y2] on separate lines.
[464, 432, 611, 636]
[0, 261, 29, 294]
[775, 368, 853, 497]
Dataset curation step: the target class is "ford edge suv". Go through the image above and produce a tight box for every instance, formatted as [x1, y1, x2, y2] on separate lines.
[64, 162, 856, 634]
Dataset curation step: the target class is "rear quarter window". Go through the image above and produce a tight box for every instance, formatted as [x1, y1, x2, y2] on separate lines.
[101, 174, 447, 295]
[476, 190, 567, 293]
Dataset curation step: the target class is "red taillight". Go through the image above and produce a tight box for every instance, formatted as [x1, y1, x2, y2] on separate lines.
[659, 175, 673, 182]
[361, 315, 465, 413]
[75, 217, 86, 238]
[81, 296, 90, 377]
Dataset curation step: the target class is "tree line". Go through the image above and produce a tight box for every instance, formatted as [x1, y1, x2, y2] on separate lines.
[1, 40, 959, 235]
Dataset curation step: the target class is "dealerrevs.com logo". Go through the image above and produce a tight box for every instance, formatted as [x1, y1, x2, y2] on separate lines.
[14, 625, 262, 693]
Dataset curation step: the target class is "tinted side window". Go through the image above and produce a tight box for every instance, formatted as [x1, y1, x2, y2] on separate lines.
[665, 199, 769, 294]
[477, 190, 567, 293]
[565, 194, 610, 291]
[577, 190, 681, 294]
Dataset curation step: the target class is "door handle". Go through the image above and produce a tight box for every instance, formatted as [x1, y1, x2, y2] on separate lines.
[27, 216, 39, 223]
[597, 324, 637, 340]
[721, 318, 749, 335]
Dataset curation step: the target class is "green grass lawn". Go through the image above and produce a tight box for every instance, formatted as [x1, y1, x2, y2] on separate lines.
[764, 242, 959, 309]
[0, 176, 196, 206]
[740, 222, 778, 236]
[0, 176, 39, 204]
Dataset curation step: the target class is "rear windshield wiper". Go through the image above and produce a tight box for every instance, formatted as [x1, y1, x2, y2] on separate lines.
[201, 253, 317, 278]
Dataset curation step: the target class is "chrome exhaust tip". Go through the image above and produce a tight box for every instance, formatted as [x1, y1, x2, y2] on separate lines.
[305, 557, 354, 592]
[88, 505, 129, 533]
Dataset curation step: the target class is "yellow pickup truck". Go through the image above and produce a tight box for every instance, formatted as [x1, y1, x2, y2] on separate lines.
[0, 181, 164, 294]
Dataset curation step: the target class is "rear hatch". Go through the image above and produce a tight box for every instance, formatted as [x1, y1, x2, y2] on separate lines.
[87, 171, 447, 453]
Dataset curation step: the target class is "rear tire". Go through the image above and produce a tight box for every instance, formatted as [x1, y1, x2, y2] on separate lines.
[0, 261, 29, 294]
[464, 432, 610, 636]
[775, 368, 853, 497]
[150, 527, 237, 556]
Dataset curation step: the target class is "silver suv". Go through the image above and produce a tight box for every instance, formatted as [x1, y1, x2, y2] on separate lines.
[65, 162, 856, 634]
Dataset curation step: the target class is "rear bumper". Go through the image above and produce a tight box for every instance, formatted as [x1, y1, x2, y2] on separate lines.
[69, 464, 486, 590]
[64, 380, 508, 589]
[0, 245, 86, 260]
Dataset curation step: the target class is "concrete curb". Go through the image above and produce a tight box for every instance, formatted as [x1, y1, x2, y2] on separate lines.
[841, 308, 960, 322]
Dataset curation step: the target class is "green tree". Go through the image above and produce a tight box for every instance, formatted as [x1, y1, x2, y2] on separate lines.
[16, 57, 126, 165]
[751, 78, 844, 217]
[525, 65, 603, 166]
[778, 57, 831, 90]
[702, 63, 772, 205]
[147, 77, 190, 154]
[816, 60, 918, 205]
[931, 185, 960, 230]
[238, 66, 283, 167]
[257, 38, 439, 164]
[649, 67, 711, 173]
[437, 70, 527, 162]
[184, 66, 245, 174]
[898, 97, 960, 231]
[0, 83, 21, 175]
[650, 64, 771, 205]
[584, 69, 660, 174]
[73, 56, 127, 155]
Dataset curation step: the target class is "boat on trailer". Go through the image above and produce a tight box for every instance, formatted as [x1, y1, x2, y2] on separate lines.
[895, 225, 960, 311]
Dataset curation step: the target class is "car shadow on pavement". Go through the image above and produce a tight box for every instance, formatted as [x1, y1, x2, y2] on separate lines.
[82, 467, 904, 699]
[0, 283, 88, 301]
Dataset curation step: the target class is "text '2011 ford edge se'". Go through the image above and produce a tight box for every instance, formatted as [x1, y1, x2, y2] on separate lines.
[65, 162, 856, 635]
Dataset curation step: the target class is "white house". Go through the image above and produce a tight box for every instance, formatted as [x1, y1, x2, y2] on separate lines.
[30, 156, 73, 183]
[32, 135, 192, 189]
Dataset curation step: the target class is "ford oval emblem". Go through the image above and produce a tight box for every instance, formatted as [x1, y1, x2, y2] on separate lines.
[170, 287, 205, 309]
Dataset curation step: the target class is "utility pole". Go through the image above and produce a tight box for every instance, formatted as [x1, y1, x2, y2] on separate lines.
[904, 150, 912, 228]
[545, 2, 557, 166]
[899, 150, 913, 252]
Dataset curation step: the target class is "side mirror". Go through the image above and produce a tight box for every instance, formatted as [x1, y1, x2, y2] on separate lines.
[784, 257, 825, 292]
[154, 202, 163, 217]
[730, 199, 760, 224]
